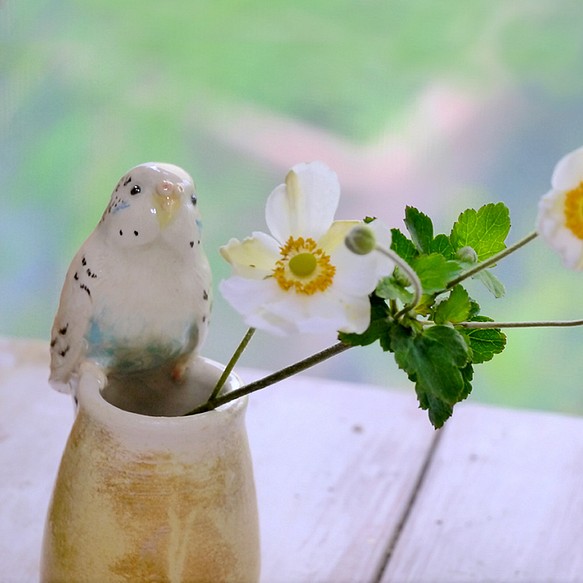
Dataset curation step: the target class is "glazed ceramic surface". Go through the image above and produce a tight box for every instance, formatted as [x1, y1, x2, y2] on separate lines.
[41, 357, 260, 583]
[49, 162, 212, 396]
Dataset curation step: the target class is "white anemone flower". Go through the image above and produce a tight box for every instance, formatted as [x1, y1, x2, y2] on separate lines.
[537, 146, 583, 270]
[220, 161, 393, 336]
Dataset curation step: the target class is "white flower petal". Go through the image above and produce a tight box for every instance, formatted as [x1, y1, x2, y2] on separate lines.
[245, 294, 310, 336]
[334, 292, 373, 334]
[219, 232, 280, 279]
[330, 247, 380, 296]
[219, 277, 280, 316]
[552, 147, 583, 191]
[367, 219, 393, 255]
[536, 186, 583, 270]
[256, 291, 356, 336]
[318, 220, 360, 253]
[245, 310, 295, 337]
[331, 221, 394, 296]
[299, 290, 372, 334]
[265, 161, 340, 242]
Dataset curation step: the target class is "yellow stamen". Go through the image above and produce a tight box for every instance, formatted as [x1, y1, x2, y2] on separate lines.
[564, 183, 583, 240]
[273, 236, 335, 295]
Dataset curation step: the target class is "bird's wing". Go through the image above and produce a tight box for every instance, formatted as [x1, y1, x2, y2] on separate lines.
[49, 243, 96, 394]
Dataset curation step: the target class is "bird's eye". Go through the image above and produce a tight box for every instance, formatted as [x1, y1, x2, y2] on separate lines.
[191, 194, 197, 206]
[130, 185, 141, 196]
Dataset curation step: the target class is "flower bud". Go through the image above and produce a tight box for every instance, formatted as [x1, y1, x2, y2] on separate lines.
[345, 225, 376, 255]
[393, 267, 411, 287]
[456, 245, 478, 264]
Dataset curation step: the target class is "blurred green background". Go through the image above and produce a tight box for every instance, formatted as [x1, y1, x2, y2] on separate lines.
[2, 0, 583, 415]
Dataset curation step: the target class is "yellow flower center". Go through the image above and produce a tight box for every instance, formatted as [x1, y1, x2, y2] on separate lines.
[289, 252, 317, 277]
[564, 182, 583, 240]
[273, 236, 336, 295]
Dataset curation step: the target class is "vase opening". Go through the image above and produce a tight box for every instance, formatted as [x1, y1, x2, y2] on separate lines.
[98, 355, 237, 417]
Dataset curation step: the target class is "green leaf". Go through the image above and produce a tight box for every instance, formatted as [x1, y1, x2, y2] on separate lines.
[390, 228, 418, 264]
[339, 294, 390, 347]
[375, 276, 414, 304]
[389, 324, 472, 428]
[450, 203, 511, 261]
[460, 317, 507, 364]
[460, 363, 474, 401]
[472, 270, 506, 298]
[434, 285, 472, 325]
[404, 206, 434, 253]
[457, 255, 506, 298]
[468, 299, 481, 319]
[430, 233, 456, 259]
[412, 254, 463, 295]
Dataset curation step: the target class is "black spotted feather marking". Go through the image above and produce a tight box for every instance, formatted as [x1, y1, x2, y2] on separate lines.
[76, 255, 96, 298]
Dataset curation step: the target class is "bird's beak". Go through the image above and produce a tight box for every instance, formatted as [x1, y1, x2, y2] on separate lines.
[153, 180, 182, 228]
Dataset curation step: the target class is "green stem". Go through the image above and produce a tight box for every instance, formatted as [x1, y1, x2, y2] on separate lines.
[207, 327, 256, 402]
[447, 230, 538, 289]
[189, 340, 351, 414]
[457, 318, 583, 329]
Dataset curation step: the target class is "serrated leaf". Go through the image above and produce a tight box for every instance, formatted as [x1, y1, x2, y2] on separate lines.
[468, 299, 481, 319]
[419, 394, 453, 430]
[430, 233, 456, 259]
[450, 203, 511, 261]
[472, 270, 506, 298]
[375, 276, 414, 304]
[339, 294, 390, 347]
[389, 324, 471, 428]
[404, 206, 434, 253]
[460, 318, 507, 364]
[414, 295, 435, 317]
[390, 228, 418, 263]
[460, 363, 474, 401]
[434, 285, 472, 325]
[412, 254, 463, 294]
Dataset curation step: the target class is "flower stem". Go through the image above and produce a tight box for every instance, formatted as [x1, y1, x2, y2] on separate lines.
[447, 230, 538, 289]
[190, 340, 351, 414]
[457, 318, 583, 329]
[207, 327, 256, 402]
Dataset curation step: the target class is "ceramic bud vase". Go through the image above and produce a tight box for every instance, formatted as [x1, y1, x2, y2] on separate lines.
[40, 357, 260, 583]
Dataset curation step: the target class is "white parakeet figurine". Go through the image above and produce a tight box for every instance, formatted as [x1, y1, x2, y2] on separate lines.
[49, 162, 212, 395]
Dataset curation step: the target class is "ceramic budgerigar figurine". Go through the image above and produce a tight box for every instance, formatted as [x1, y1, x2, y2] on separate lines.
[49, 162, 212, 396]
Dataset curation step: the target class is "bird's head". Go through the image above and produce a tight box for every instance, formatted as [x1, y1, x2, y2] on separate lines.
[99, 162, 202, 249]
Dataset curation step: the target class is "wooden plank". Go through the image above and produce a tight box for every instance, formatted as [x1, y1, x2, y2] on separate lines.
[243, 369, 437, 583]
[381, 402, 583, 582]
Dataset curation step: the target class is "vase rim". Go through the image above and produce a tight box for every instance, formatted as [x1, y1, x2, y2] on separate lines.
[77, 356, 247, 426]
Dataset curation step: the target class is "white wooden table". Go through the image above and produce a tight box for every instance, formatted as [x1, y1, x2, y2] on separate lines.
[2, 337, 583, 582]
